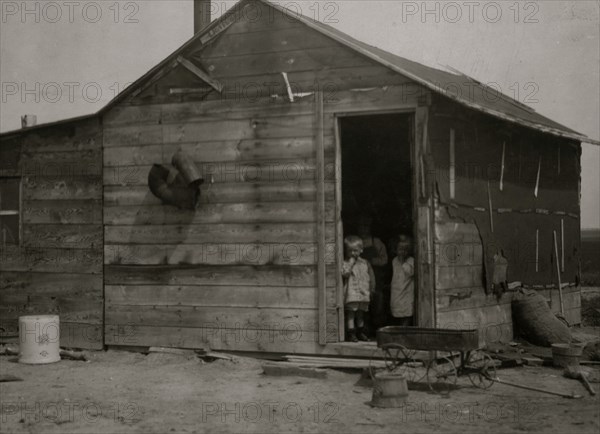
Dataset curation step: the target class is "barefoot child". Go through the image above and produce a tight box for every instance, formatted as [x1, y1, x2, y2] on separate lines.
[342, 236, 376, 342]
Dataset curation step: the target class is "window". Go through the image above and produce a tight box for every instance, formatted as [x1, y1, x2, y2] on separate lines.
[0, 178, 21, 246]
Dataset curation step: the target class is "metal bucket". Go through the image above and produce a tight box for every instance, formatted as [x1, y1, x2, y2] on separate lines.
[369, 372, 409, 408]
[551, 343, 584, 368]
[19, 315, 60, 364]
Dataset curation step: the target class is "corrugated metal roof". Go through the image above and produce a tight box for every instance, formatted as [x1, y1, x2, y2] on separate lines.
[1, 0, 597, 145]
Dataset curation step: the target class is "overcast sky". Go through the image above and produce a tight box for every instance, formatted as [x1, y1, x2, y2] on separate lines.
[1, 0, 598, 228]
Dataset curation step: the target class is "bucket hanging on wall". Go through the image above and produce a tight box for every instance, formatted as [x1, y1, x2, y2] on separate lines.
[19, 315, 60, 364]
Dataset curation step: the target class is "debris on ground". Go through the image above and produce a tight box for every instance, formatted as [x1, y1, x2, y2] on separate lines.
[564, 365, 597, 396]
[262, 363, 328, 379]
[0, 374, 23, 382]
[59, 349, 88, 362]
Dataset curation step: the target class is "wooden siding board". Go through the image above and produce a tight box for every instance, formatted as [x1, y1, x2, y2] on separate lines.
[105, 284, 336, 309]
[103, 138, 334, 165]
[21, 149, 102, 177]
[0, 271, 103, 296]
[104, 324, 324, 353]
[436, 304, 513, 345]
[24, 224, 103, 249]
[103, 202, 333, 225]
[104, 223, 336, 245]
[104, 243, 336, 266]
[436, 287, 512, 312]
[0, 297, 103, 324]
[23, 200, 102, 224]
[104, 182, 335, 206]
[23, 177, 102, 201]
[105, 265, 336, 287]
[0, 246, 102, 274]
[105, 305, 338, 333]
[104, 115, 324, 147]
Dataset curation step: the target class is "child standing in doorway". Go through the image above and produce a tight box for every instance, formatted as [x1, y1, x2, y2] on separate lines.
[390, 234, 415, 326]
[342, 236, 376, 342]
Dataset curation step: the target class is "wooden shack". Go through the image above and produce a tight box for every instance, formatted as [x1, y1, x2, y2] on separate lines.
[1, 0, 596, 354]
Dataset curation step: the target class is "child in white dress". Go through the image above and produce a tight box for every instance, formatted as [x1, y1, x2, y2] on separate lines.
[390, 234, 415, 326]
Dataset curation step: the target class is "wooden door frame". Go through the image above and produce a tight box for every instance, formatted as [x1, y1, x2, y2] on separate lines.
[333, 108, 420, 342]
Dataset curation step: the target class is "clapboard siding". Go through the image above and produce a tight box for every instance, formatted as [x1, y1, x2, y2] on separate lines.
[24, 224, 103, 249]
[0, 118, 103, 349]
[104, 114, 327, 148]
[104, 202, 334, 225]
[23, 200, 102, 224]
[23, 177, 102, 201]
[105, 243, 336, 266]
[0, 246, 102, 274]
[105, 285, 337, 309]
[103, 138, 334, 165]
[104, 325, 326, 353]
[1, 297, 102, 323]
[106, 305, 337, 332]
[433, 219, 513, 343]
[105, 265, 337, 287]
[0, 271, 103, 296]
[436, 304, 513, 346]
[198, 25, 339, 58]
[104, 182, 335, 206]
[104, 223, 336, 245]
[106, 79, 416, 126]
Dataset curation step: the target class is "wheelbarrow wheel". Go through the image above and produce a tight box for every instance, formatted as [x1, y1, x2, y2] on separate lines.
[426, 357, 457, 394]
[381, 344, 425, 383]
[467, 352, 497, 390]
[381, 344, 408, 371]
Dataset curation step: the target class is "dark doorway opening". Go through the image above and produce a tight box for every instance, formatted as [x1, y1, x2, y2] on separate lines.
[339, 113, 414, 335]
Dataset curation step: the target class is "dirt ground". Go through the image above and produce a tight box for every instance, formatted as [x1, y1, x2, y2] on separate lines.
[2, 289, 600, 434]
[1, 340, 599, 434]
